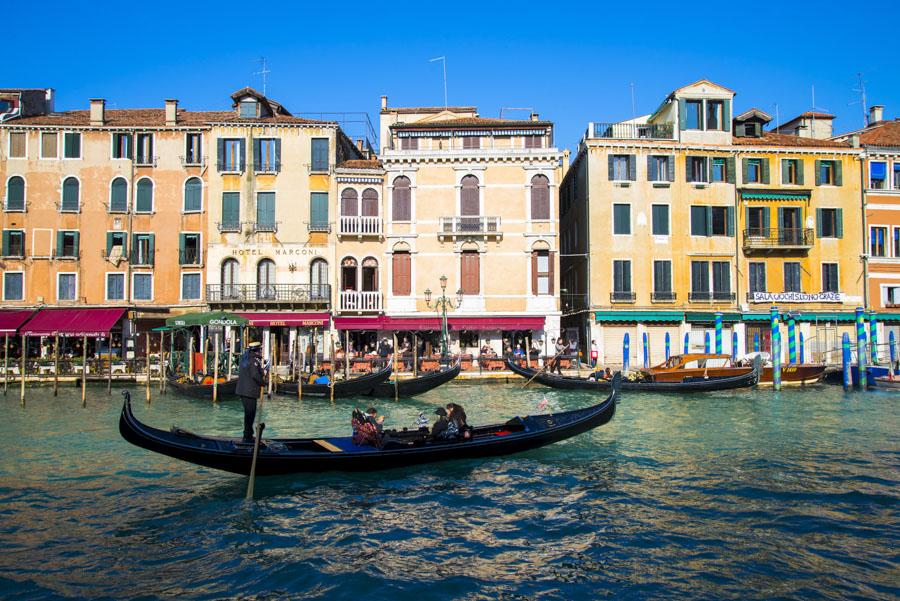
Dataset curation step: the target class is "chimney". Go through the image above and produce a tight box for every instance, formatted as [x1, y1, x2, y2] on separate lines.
[165, 99, 178, 126]
[869, 105, 884, 125]
[90, 98, 105, 126]
[381, 95, 388, 111]
[530, 112, 539, 122]
[850, 133, 860, 148]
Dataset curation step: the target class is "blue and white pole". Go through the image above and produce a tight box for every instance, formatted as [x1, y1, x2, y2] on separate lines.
[731, 331, 738, 362]
[869, 311, 878, 365]
[665, 332, 671, 360]
[856, 307, 867, 390]
[714, 312, 723, 354]
[683, 332, 689, 355]
[769, 306, 779, 361]
[842, 333, 852, 391]
[772, 331, 782, 391]
[890, 331, 897, 375]
[753, 332, 760, 352]
[623, 333, 630, 372]
[787, 316, 797, 364]
[704, 331, 711, 353]
[642, 332, 649, 369]
[799, 332, 805, 364]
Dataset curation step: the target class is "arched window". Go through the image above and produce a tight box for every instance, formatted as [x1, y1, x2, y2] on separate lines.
[341, 257, 358, 291]
[392, 250, 411, 296]
[221, 258, 239, 299]
[392, 176, 411, 221]
[257, 259, 276, 300]
[460, 175, 479, 216]
[340, 188, 358, 216]
[6, 176, 24, 211]
[184, 177, 202, 212]
[135, 178, 153, 213]
[310, 258, 329, 300]
[362, 257, 379, 292]
[110, 177, 128, 212]
[530, 174, 550, 220]
[361, 188, 379, 217]
[61, 177, 79, 212]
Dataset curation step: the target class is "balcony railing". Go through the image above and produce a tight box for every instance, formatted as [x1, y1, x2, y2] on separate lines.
[253, 161, 281, 173]
[252, 221, 279, 233]
[206, 284, 331, 305]
[439, 216, 501, 237]
[180, 155, 206, 168]
[689, 291, 736, 302]
[130, 251, 154, 266]
[591, 122, 674, 140]
[743, 228, 814, 251]
[610, 291, 636, 303]
[217, 221, 242, 233]
[651, 291, 676, 302]
[135, 155, 157, 167]
[179, 249, 202, 265]
[339, 216, 382, 236]
[339, 290, 382, 312]
[307, 221, 332, 233]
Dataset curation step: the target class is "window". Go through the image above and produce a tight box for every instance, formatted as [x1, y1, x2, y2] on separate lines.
[690, 261, 710, 299]
[56, 231, 79, 258]
[221, 259, 239, 298]
[3, 272, 23, 301]
[712, 261, 731, 298]
[706, 100, 724, 130]
[609, 154, 635, 181]
[63, 132, 81, 159]
[871, 226, 887, 257]
[653, 260, 672, 295]
[743, 123, 759, 137]
[310, 192, 329, 229]
[817, 208, 841, 238]
[749, 262, 766, 293]
[613, 204, 631, 235]
[524, 135, 543, 149]
[183, 177, 202, 212]
[361, 188, 378, 218]
[112, 133, 132, 159]
[221, 192, 240, 230]
[460, 175, 480, 228]
[816, 160, 841, 186]
[745, 158, 762, 183]
[179, 233, 201, 265]
[106, 273, 125, 301]
[895, 164, 900, 189]
[687, 156, 708, 183]
[691, 205, 733, 236]
[747, 206, 769, 236]
[884, 286, 900, 307]
[256, 192, 276, 228]
[532, 249, 553, 295]
[648, 155, 673, 182]
[8, 132, 26, 158]
[257, 259, 276, 300]
[400, 137, 418, 150]
[685, 100, 703, 129]
[782, 159, 803, 185]
[5, 176, 25, 211]
[613, 260, 632, 293]
[869, 161, 886, 189]
[61, 177, 79, 212]
[239, 100, 258, 118]
[895, 227, 900, 257]
[132, 233, 155, 265]
[135, 178, 153, 213]
[40, 132, 58, 158]
[2, 230, 25, 257]
[711, 158, 726, 182]
[341, 189, 358, 219]
[783, 262, 801, 293]
[651, 204, 669, 236]
[253, 138, 280, 172]
[57, 273, 77, 301]
[311, 138, 329, 172]
[392, 251, 411, 296]
[105, 232, 127, 260]
[110, 177, 128, 212]
[217, 138, 245, 172]
[392, 176, 411, 221]
[462, 136, 480, 150]
[132, 273, 153, 301]
[181, 273, 202, 300]
[822, 264, 839, 293]
[461, 251, 480, 295]
[185, 133, 202, 165]
[135, 133, 153, 165]
[310, 258, 328, 299]
[531, 175, 550, 220]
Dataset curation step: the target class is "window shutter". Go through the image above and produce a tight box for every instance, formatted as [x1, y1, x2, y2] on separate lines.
[217, 139, 225, 171]
[815, 160, 822, 185]
[56, 231, 63, 257]
[238, 140, 246, 172]
[624, 261, 631, 292]
[797, 160, 805, 185]
[178, 233, 186, 261]
[777, 207, 785, 231]
[614, 261, 622, 291]
[607, 155, 614, 180]
[745, 207, 750, 234]
[148, 234, 155, 264]
[1, 231, 9, 256]
[761, 159, 770, 184]
[678, 98, 687, 131]
[726, 157, 735, 184]
[106, 232, 113, 256]
[781, 159, 790, 185]
[835, 161, 843, 186]
[742, 159, 749, 184]
[836, 208, 843, 238]
[667, 156, 675, 182]
[816, 209, 823, 237]
[685, 157, 693, 182]
[222, 192, 239, 224]
[705, 206, 713, 237]
[726, 206, 734, 237]
[762, 207, 770, 231]
[628, 155, 636, 181]
[647, 155, 656, 181]
[274, 139, 281, 172]
[531, 252, 538, 295]
[722, 98, 731, 132]
[548, 251, 555, 295]
[690, 206, 705, 236]
[252, 139, 261, 171]
[73, 232, 79, 255]
[311, 192, 328, 224]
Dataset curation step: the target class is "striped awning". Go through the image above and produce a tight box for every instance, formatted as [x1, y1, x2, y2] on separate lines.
[685, 312, 742, 323]
[595, 311, 683, 323]
[741, 191, 810, 201]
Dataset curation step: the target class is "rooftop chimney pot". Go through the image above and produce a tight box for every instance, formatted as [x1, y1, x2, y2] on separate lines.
[165, 99, 178, 126]
[530, 113, 539, 122]
[869, 105, 885, 125]
[381, 95, 388, 110]
[90, 98, 105, 126]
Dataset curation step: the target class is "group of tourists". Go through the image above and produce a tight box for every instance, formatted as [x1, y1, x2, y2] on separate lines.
[350, 402, 471, 449]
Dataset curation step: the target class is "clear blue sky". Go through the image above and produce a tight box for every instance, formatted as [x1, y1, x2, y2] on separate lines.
[7, 0, 895, 152]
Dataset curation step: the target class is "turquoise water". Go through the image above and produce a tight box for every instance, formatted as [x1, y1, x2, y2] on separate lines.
[0, 382, 897, 600]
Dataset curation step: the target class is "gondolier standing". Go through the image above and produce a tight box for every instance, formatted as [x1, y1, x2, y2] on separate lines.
[237, 341, 267, 442]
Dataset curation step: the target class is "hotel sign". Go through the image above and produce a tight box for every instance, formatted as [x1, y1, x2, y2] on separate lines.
[749, 292, 844, 303]
[231, 246, 323, 257]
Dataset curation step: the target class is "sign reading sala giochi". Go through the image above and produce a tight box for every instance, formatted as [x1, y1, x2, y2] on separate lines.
[749, 291, 844, 303]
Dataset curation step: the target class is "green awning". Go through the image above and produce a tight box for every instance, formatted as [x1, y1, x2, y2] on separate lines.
[165, 311, 249, 328]
[875, 313, 900, 323]
[742, 312, 772, 322]
[741, 192, 810, 201]
[685, 312, 742, 323]
[151, 326, 173, 332]
[595, 311, 683, 323]
[794, 312, 857, 323]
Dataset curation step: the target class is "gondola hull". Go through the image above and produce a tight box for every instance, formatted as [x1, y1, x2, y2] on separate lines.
[276, 365, 393, 398]
[166, 375, 238, 401]
[368, 361, 461, 398]
[506, 358, 758, 392]
[119, 380, 618, 475]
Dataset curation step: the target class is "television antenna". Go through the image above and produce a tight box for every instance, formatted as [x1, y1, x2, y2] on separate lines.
[429, 56, 448, 107]
[850, 72, 869, 127]
[255, 57, 271, 96]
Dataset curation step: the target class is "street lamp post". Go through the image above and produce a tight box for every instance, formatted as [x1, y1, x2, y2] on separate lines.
[424, 274, 462, 359]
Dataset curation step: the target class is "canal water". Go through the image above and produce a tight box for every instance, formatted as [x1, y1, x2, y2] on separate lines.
[0, 382, 896, 600]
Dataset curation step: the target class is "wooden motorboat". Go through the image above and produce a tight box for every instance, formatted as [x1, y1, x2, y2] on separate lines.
[166, 374, 238, 401]
[368, 360, 462, 399]
[118, 380, 619, 475]
[647, 354, 754, 383]
[276, 364, 392, 398]
[736, 353, 825, 386]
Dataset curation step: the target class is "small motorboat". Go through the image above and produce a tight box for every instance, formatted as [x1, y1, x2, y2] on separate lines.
[276, 364, 393, 398]
[736, 353, 826, 386]
[368, 360, 461, 399]
[166, 375, 238, 401]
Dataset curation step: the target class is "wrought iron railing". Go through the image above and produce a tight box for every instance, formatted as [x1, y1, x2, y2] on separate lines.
[252, 221, 279, 233]
[651, 291, 676, 302]
[610, 291, 636, 303]
[690, 291, 736, 302]
[217, 221, 242, 233]
[306, 221, 332, 233]
[206, 283, 331, 304]
[743, 228, 814, 248]
[591, 122, 674, 140]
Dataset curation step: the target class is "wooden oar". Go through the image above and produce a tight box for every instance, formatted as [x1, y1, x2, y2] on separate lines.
[521, 346, 568, 389]
[245, 383, 266, 500]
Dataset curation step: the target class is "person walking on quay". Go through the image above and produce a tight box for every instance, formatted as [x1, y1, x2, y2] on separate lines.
[236, 341, 267, 443]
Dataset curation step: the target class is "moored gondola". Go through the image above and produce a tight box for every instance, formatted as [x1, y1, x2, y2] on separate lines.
[368, 360, 461, 398]
[118, 378, 618, 475]
[277, 364, 393, 398]
[506, 357, 758, 392]
[166, 375, 239, 401]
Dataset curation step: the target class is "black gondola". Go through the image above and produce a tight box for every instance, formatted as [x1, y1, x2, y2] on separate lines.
[368, 360, 462, 398]
[506, 357, 758, 392]
[276, 364, 393, 398]
[166, 375, 239, 401]
[118, 377, 618, 475]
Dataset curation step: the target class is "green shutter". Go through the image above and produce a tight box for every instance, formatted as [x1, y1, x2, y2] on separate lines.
[106, 232, 113, 255]
[222, 192, 239, 224]
[690, 206, 706, 236]
[178, 233, 186, 263]
[762, 206, 770, 231]
[647, 155, 656, 181]
[705, 206, 713, 237]
[608, 155, 614, 180]
[310, 192, 328, 224]
[73, 231, 79, 255]
[815, 160, 822, 185]
[796, 160, 805, 185]
[816, 208, 823, 237]
[667, 155, 675, 182]
[1, 231, 9, 256]
[216, 139, 225, 171]
[239, 139, 246, 172]
[781, 159, 790, 185]
[761, 159, 770, 184]
[835, 161, 843, 186]
[56, 231, 64, 257]
[777, 207, 785, 231]
[274, 139, 282, 172]
[836, 208, 843, 238]
[726, 206, 734, 237]
[722, 98, 731, 132]
[726, 157, 735, 184]
[148, 234, 155, 264]
[252, 139, 261, 170]
[744, 207, 750, 235]
[742, 158, 749, 184]
[678, 98, 687, 131]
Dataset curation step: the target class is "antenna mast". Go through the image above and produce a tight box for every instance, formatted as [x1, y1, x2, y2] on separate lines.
[255, 57, 271, 96]
[429, 56, 448, 107]
[854, 72, 868, 126]
[630, 82, 636, 121]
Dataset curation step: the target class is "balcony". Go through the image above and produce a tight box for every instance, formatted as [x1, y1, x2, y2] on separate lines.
[743, 228, 814, 253]
[651, 291, 677, 303]
[689, 291, 736, 303]
[218, 221, 242, 233]
[306, 221, 332, 233]
[135, 155, 157, 167]
[438, 216, 502, 240]
[590, 122, 674, 140]
[206, 284, 331, 307]
[339, 216, 382, 238]
[610, 291, 636, 303]
[180, 155, 206, 168]
[252, 221, 279, 234]
[130, 251, 154, 267]
[339, 290, 382, 312]
[253, 161, 281, 174]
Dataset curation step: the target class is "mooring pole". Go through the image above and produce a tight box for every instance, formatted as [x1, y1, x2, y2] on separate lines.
[665, 332, 671, 360]
[623, 333, 630, 372]
[525, 336, 531, 369]
[267, 332, 275, 397]
[144, 332, 151, 403]
[344, 329, 350, 381]
[772, 331, 782, 391]
[330, 334, 336, 403]
[413, 332, 419, 377]
[3, 333, 8, 395]
[714, 312, 723, 354]
[20, 334, 26, 406]
[107, 338, 113, 395]
[81, 335, 88, 407]
[393, 332, 399, 401]
[842, 333, 852, 392]
[642, 332, 649, 369]
[213, 331, 220, 403]
[53, 334, 59, 396]
[855, 307, 867, 390]
[159, 331, 165, 393]
[296, 331, 302, 400]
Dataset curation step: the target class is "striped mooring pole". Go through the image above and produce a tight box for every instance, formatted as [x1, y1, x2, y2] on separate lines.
[869, 311, 878, 364]
[683, 332, 689, 354]
[772, 331, 782, 391]
[787, 316, 797, 364]
[731, 331, 738, 362]
[856, 307, 867, 390]
[890, 331, 897, 375]
[623, 333, 630, 372]
[714, 312, 723, 354]
[799, 332, 805, 364]
[769, 305, 779, 357]
[753, 332, 759, 352]
[642, 332, 649, 369]
[842, 333, 852, 391]
[665, 332, 671, 360]
[704, 332, 711, 353]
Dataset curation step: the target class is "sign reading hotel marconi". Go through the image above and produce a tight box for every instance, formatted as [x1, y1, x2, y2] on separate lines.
[749, 292, 844, 303]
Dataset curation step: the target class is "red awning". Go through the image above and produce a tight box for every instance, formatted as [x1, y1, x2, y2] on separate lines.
[334, 316, 387, 330]
[448, 316, 546, 330]
[235, 312, 331, 327]
[21, 308, 127, 337]
[0, 310, 35, 334]
[334, 315, 545, 331]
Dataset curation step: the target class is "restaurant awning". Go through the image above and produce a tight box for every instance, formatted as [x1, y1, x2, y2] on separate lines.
[685, 312, 742, 323]
[595, 311, 683, 323]
[446, 316, 545, 330]
[166, 311, 249, 329]
[740, 191, 810, 201]
[22, 308, 127, 337]
[794, 312, 857, 323]
[333, 315, 546, 331]
[0, 310, 36, 334]
[235, 312, 330, 327]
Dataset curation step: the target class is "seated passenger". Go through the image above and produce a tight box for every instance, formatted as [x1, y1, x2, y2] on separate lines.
[307, 372, 318, 384]
[446, 403, 471, 439]
[431, 407, 451, 439]
[365, 407, 385, 433]
[351, 408, 380, 447]
[313, 371, 330, 385]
